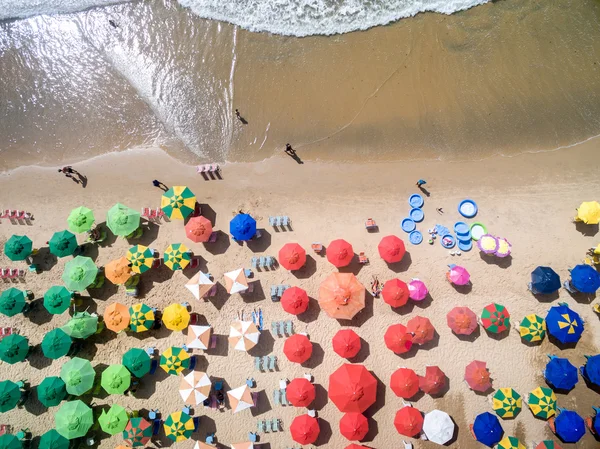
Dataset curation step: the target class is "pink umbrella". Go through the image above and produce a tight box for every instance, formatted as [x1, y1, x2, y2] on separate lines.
[447, 265, 470, 285]
[408, 279, 428, 301]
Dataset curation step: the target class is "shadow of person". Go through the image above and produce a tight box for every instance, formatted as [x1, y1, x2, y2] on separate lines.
[418, 186, 431, 197]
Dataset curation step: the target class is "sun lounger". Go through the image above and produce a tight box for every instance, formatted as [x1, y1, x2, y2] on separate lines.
[272, 389, 280, 406]
[278, 321, 286, 336]
[269, 217, 277, 226]
[303, 373, 313, 382]
[312, 242, 323, 253]
[0, 328, 14, 341]
[268, 355, 277, 371]
[563, 280, 577, 294]
[257, 420, 266, 433]
[251, 257, 258, 269]
[307, 409, 316, 417]
[282, 216, 290, 227]
[258, 256, 266, 270]
[272, 418, 281, 431]
[271, 321, 280, 337]
[262, 356, 269, 370]
[0, 425, 10, 436]
[255, 357, 262, 371]
[280, 389, 288, 406]
[265, 420, 272, 433]
[265, 256, 275, 269]
[285, 321, 294, 336]
[358, 252, 368, 264]
[270, 286, 279, 302]
[249, 432, 257, 442]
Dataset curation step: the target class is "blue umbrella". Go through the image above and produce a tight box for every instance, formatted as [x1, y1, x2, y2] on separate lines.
[545, 304, 584, 344]
[554, 409, 585, 443]
[570, 264, 600, 293]
[530, 266, 561, 294]
[229, 214, 257, 241]
[544, 356, 578, 390]
[472, 412, 503, 447]
[580, 354, 600, 387]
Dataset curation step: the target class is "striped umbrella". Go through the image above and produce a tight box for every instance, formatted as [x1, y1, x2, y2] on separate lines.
[185, 272, 215, 300]
[545, 304, 584, 344]
[527, 387, 556, 419]
[123, 417, 152, 447]
[481, 303, 510, 333]
[67, 206, 95, 233]
[107, 203, 140, 237]
[126, 245, 154, 274]
[179, 371, 211, 405]
[535, 442, 562, 449]
[160, 347, 190, 375]
[161, 186, 196, 220]
[228, 320, 260, 351]
[519, 314, 546, 342]
[492, 388, 522, 419]
[164, 243, 191, 270]
[4, 235, 32, 261]
[187, 325, 211, 350]
[497, 436, 525, 449]
[227, 385, 254, 413]
[163, 411, 195, 441]
[129, 304, 155, 332]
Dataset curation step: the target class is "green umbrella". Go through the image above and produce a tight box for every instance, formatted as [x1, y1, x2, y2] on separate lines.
[0, 435, 22, 449]
[101, 364, 131, 395]
[98, 404, 128, 435]
[41, 329, 72, 359]
[107, 203, 141, 237]
[55, 400, 93, 439]
[67, 207, 95, 234]
[0, 288, 27, 317]
[62, 256, 98, 291]
[39, 429, 69, 449]
[0, 380, 21, 412]
[60, 358, 95, 396]
[37, 376, 67, 407]
[43, 286, 72, 315]
[122, 348, 151, 378]
[49, 230, 78, 258]
[0, 334, 29, 364]
[62, 311, 98, 339]
[3, 235, 32, 261]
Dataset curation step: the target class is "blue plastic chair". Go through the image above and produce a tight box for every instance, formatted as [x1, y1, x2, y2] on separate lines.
[214, 381, 223, 391]
[249, 432, 257, 442]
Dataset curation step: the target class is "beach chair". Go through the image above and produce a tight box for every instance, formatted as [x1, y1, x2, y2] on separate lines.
[269, 217, 277, 227]
[204, 433, 215, 444]
[258, 256, 266, 270]
[303, 373, 313, 382]
[141, 207, 150, 220]
[358, 252, 369, 264]
[365, 218, 377, 230]
[272, 389, 281, 406]
[251, 257, 258, 269]
[257, 420, 266, 433]
[271, 321, 280, 337]
[270, 286, 279, 302]
[278, 321, 286, 336]
[282, 216, 290, 227]
[563, 280, 577, 294]
[281, 389, 288, 406]
[307, 409, 316, 418]
[207, 231, 217, 243]
[188, 258, 200, 269]
[272, 418, 281, 431]
[265, 420, 272, 433]
[254, 229, 262, 239]
[268, 356, 277, 371]
[285, 320, 294, 336]
[249, 432, 257, 443]
[255, 357, 262, 371]
[182, 405, 191, 415]
[311, 242, 323, 253]
[265, 256, 275, 269]
[0, 425, 10, 436]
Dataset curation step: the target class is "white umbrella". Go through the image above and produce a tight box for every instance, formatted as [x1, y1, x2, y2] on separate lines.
[224, 269, 248, 294]
[227, 385, 254, 413]
[228, 320, 260, 351]
[422, 409, 455, 445]
[179, 371, 211, 405]
[186, 271, 215, 300]
[187, 325, 212, 350]
[230, 444, 254, 449]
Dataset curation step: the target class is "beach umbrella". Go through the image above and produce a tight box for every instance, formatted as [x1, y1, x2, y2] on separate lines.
[0, 435, 21, 449]
[62, 256, 97, 291]
[318, 273, 365, 319]
[378, 235, 406, 263]
[481, 303, 510, 333]
[43, 286, 72, 314]
[535, 442, 563, 449]
[495, 237, 512, 258]
[408, 279, 428, 301]
[99, 404, 129, 435]
[55, 400, 93, 439]
[544, 356, 578, 390]
[446, 306, 478, 335]
[129, 303, 155, 332]
[286, 378, 315, 407]
[105, 257, 132, 285]
[62, 311, 98, 339]
[164, 243, 191, 270]
[281, 287, 309, 315]
[447, 265, 470, 285]
[228, 320, 260, 351]
[3, 235, 32, 261]
[0, 380, 20, 412]
[283, 334, 313, 364]
[224, 269, 249, 294]
[163, 411, 195, 442]
[569, 264, 600, 293]
[497, 436, 526, 449]
[545, 304, 584, 344]
[576, 201, 600, 224]
[340, 413, 368, 441]
[104, 302, 130, 333]
[0, 334, 29, 364]
[554, 409, 585, 443]
[49, 230, 77, 258]
[418, 366, 446, 395]
[384, 323, 413, 354]
[160, 347, 190, 375]
[185, 271, 215, 300]
[101, 364, 131, 395]
[465, 360, 491, 392]
[473, 412, 503, 447]
[531, 267, 561, 294]
[381, 279, 410, 308]
[279, 243, 306, 271]
[492, 388, 522, 419]
[122, 348, 151, 378]
[344, 446, 368, 449]
[123, 417, 152, 447]
[423, 409, 455, 445]
[394, 406, 423, 437]
[126, 245, 154, 274]
[185, 216, 212, 243]
[60, 357, 95, 396]
[39, 429, 69, 449]
[327, 239, 354, 267]
[581, 354, 600, 387]
[328, 364, 377, 413]
[390, 368, 419, 399]
[160, 186, 196, 220]
[0, 288, 27, 317]
[179, 371, 211, 405]
[591, 407, 600, 436]
[187, 325, 212, 350]
[227, 385, 254, 413]
[406, 316, 435, 344]
[229, 214, 257, 241]
[107, 203, 140, 236]
[478, 234, 499, 254]
[230, 444, 253, 449]
[290, 415, 319, 445]
[41, 328, 72, 359]
[528, 387, 557, 419]
[67, 206, 95, 233]
[37, 377, 66, 407]
[332, 329, 361, 358]
[520, 314, 546, 342]
[162, 303, 190, 331]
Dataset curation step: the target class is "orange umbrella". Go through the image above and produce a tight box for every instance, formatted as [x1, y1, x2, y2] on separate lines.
[465, 360, 492, 392]
[105, 257, 132, 285]
[384, 324, 413, 354]
[406, 316, 435, 344]
[104, 303, 130, 332]
[283, 334, 313, 364]
[279, 243, 306, 271]
[318, 273, 365, 320]
[185, 216, 213, 243]
[381, 279, 410, 308]
[327, 239, 354, 267]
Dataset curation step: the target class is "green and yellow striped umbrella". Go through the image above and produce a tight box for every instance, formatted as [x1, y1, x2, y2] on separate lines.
[126, 245, 154, 274]
[492, 388, 522, 419]
[163, 411, 195, 442]
[160, 186, 196, 220]
[129, 304, 155, 332]
[535, 441, 562, 449]
[497, 436, 525, 449]
[159, 347, 190, 375]
[528, 387, 556, 419]
[519, 314, 546, 342]
[164, 243, 191, 271]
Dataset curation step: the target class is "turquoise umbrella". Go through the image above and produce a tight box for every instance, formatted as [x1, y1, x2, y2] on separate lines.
[49, 230, 78, 258]
[3, 235, 32, 261]
[0, 288, 27, 317]
[43, 286, 72, 315]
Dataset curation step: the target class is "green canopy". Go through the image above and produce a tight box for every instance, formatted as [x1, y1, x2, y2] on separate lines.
[107, 203, 141, 237]
[122, 348, 151, 378]
[41, 329, 72, 359]
[43, 286, 72, 315]
[62, 311, 98, 339]
[55, 400, 93, 440]
[49, 230, 78, 258]
[67, 207, 95, 234]
[0, 434, 22, 449]
[98, 404, 128, 435]
[62, 256, 98, 291]
[0, 288, 27, 317]
[39, 429, 69, 449]
[101, 364, 131, 395]
[37, 376, 67, 407]
[60, 358, 95, 396]
[0, 380, 20, 413]
[3, 235, 32, 261]
[0, 334, 29, 364]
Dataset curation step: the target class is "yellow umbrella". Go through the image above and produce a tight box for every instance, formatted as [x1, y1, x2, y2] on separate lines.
[163, 410, 195, 441]
[160, 186, 196, 220]
[576, 201, 600, 224]
[164, 243, 191, 271]
[162, 304, 190, 331]
[126, 245, 154, 274]
[159, 347, 190, 375]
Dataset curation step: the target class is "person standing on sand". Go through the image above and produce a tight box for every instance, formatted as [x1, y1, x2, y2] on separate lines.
[416, 179, 427, 187]
[285, 143, 295, 155]
[152, 180, 168, 192]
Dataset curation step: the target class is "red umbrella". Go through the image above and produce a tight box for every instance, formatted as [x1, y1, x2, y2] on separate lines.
[286, 378, 316, 407]
[381, 279, 410, 308]
[345, 446, 369, 449]
[339, 413, 369, 441]
[281, 287, 309, 315]
[283, 334, 313, 364]
[418, 366, 446, 395]
[390, 368, 419, 399]
[378, 235, 406, 263]
[446, 306, 478, 335]
[394, 406, 423, 437]
[464, 360, 492, 392]
[278, 243, 306, 271]
[329, 364, 377, 413]
[332, 329, 361, 358]
[384, 324, 413, 354]
[185, 216, 212, 243]
[327, 239, 354, 267]
[406, 316, 435, 344]
[290, 414, 320, 444]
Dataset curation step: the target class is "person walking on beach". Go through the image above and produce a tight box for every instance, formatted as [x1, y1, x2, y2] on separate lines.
[59, 166, 80, 184]
[152, 180, 168, 192]
[285, 144, 296, 156]
[416, 179, 427, 188]
[235, 109, 248, 124]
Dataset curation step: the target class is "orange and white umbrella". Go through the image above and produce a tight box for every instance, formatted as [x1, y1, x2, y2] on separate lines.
[194, 442, 217, 449]
[179, 371, 211, 405]
[224, 269, 248, 294]
[230, 444, 254, 449]
[228, 320, 260, 351]
[227, 385, 254, 413]
[185, 272, 215, 300]
[187, 325, 211, 350]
